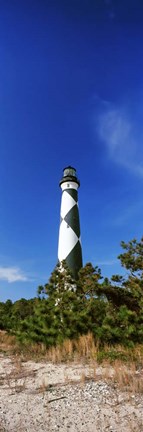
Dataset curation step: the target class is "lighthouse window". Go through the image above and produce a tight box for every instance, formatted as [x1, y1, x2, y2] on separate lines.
[67, 183, 69, 187]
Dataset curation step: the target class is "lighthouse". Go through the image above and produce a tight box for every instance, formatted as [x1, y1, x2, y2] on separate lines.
[58, 166, 83, 280]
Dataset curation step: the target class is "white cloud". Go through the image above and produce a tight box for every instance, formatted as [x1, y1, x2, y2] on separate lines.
[95, 99, 143, 178]
[0, 267, 28, 283]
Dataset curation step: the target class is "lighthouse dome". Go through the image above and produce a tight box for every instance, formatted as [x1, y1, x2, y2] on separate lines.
[60, 166, 80, 187]
[63, 166, 76, 178]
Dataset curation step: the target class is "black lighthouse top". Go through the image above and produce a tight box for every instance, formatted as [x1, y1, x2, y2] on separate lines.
[59, 166, 80, 187]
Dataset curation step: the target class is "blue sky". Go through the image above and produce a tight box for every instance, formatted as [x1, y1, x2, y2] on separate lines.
[0, 0, 143, 301]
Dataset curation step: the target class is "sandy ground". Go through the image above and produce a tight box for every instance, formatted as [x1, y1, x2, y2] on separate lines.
[0, 354, 143, 432]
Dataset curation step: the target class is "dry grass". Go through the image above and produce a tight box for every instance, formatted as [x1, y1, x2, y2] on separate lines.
[98, 359, 143, 394]
[113, 359, 143, 394]
[46, 333, 98, 363]
[0, 330, 18, 354]
[0, 330, 143, 394]
[0, 329, 143, 362]
[45, 334, 143, 373]
[0, 329, 143, 363]
[0, 330, 47, 358]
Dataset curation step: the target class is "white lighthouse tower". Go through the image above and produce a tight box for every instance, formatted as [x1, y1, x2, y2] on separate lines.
[58, 166, 83, 280]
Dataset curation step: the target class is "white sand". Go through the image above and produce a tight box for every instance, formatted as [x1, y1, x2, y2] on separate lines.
[0, 354, 143, 432]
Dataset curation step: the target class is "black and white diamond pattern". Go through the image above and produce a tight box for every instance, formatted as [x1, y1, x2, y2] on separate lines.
[58, 187, 82, 279]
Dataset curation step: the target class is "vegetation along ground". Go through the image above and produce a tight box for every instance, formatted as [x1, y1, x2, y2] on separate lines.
[0, 237, 143, 430]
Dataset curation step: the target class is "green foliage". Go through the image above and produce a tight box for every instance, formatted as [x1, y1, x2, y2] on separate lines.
[0, 237, 143, 347]
[0, 300, 13, 330]
[97, 348, 133, 363]
[119, 237, 143, 274]
[0, 298, 35, 333]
